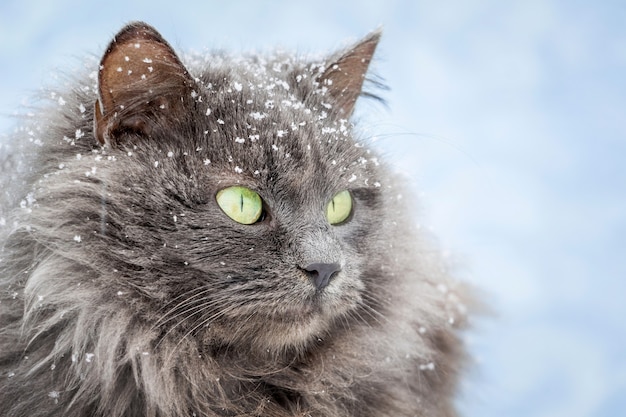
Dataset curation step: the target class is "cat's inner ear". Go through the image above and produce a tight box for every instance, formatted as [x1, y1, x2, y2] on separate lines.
[94, 22, 193, 146]
[316, 30, 381, 117]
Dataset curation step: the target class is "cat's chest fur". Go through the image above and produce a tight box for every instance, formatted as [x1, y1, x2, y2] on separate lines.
[0, 22, 471, 417]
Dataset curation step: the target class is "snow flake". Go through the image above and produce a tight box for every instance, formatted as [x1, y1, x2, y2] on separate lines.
[234, 166, 243, 174]
[250, 112, 266, 120]
[233, 81, 243, 91]
[73, 235, 82, 243]
[48, 391, 60, 403]
[419, 362, 435, 371]
[58, 97, 66, 106]
[167, 151, 174, 158]
[75, 129, 84, 140]
[85, 353, 95, 363]
[348, 174, 357, 183]
[154, 161, 159, 168]
[203, 159, 211, 165]
[78, 103, 86, 113]
[234, 137, 245, 144]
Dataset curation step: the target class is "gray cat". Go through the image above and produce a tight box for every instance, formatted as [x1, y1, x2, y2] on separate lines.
[0, 22, 472, 416]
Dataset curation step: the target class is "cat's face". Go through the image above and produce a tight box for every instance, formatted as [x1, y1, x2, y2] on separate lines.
[49, 23, 387, 354]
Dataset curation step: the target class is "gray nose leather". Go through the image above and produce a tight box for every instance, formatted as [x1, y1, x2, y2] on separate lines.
[304, 263, 341, 290]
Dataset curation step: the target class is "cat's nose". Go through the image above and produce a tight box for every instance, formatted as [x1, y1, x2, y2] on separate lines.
[304, 263, 341, 290]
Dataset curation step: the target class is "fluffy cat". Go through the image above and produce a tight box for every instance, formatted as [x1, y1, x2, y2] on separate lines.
[0, 22, 471, 416]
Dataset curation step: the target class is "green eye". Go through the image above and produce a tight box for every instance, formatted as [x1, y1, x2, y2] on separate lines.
[326, 190, 352, 225]
[216, 186, 263, 225]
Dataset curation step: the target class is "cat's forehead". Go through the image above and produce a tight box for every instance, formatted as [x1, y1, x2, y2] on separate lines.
[188, 56, 380, 191]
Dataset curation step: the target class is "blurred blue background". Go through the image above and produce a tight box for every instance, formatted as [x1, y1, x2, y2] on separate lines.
[1, 1, 625, 416]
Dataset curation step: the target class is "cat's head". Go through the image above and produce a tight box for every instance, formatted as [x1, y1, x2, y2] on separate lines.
[24, 22, 393, 355]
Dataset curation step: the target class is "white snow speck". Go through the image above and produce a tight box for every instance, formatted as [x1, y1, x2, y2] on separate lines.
[203, 159, 211, 165]
[234, 137, 245, 144]
[419, 362, 435, 371]
[250, 112, 266, 120]
[154, 161, 159, 168]
[217, 119, 225, 124]
[78, 103, 86, 113]
[233, 81, 243, 91]
[234, 166, 243, 174]
[167, 151, 174, 158]
[276, 130, 287, 138]
[73, 235, 82, 243]
[48, 391, 60, 403]
[85, 353, 95, 363]
[205, 108, 212, 116]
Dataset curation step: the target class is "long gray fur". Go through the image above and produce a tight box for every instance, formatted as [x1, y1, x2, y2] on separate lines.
[0, 22, 472, 417]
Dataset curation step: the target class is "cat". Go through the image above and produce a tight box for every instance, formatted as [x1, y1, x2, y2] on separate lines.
[0, 22, 472, 417]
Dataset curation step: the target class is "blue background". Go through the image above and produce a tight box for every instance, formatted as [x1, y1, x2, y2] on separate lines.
[1, 1, 625, 416]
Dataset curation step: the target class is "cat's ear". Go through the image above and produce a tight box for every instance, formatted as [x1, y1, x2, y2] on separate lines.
[94, 22, 194, 147]
[316, 30, 381, 117]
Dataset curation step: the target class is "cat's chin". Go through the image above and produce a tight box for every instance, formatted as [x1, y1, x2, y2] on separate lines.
[208, 288, 362, 354]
